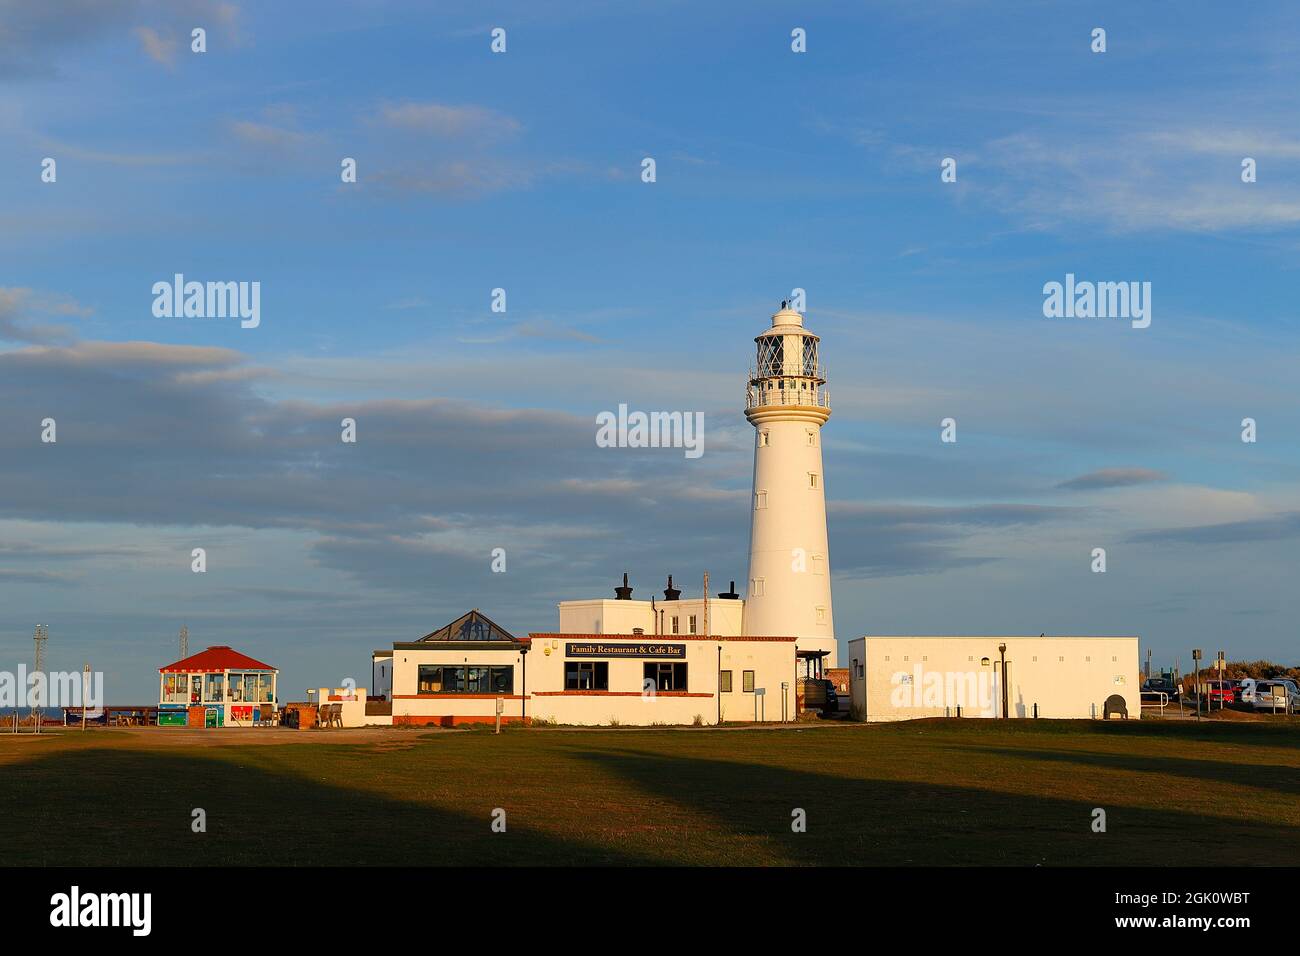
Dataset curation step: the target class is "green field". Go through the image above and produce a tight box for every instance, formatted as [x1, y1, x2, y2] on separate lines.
[2, 719, 1297, 866]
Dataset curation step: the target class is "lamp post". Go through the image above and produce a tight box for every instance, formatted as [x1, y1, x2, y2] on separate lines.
[82, 662, 90, 731]
[1192, 649, 1203, 719]
[998, 643, 1009, 719]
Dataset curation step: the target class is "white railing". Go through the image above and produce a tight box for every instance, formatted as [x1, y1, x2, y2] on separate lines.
[746, 385, 831, 410]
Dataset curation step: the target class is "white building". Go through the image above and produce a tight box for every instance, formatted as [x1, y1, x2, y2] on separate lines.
[847, 636, 1141, 721]
[368, 608, 801, 727]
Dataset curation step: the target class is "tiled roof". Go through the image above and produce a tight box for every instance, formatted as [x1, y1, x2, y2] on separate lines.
[160, 645, 276, 673]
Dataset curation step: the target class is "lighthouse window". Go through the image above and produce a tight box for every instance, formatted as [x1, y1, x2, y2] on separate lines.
[802, 337, 818, 376]
[806, 429, 816, 446]
[751, 578, 765, 597]
[809, 473, 819, 489]
[755, 491, 767, 510]
[757, 337, 783, 377]
[816, 606, 827, 624]
[759, 431, 770, 447]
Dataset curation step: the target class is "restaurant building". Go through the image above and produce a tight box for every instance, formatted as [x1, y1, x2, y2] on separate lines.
[157, 645, 279, 727]
[370, 604, 802, 727]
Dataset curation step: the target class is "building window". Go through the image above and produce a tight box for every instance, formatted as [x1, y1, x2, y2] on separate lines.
[755, 490, 768, 510]
[806, 429, 817, 446]
[759, 431, 770, 447]
[671, 616, 679, 634]
[809, 473, 819, 489]
[812, 554, 825, 574]
[203, 673, 224, 702]
[720, 670, 733, 693]
[418, 665, 514, 694]
[564, 661, 608, 691]
[689, 615, 697, 634]
[751, 578, 765, 597]
[815, 605, 826, 624]
[644, 662, 688, 692]
[743, 670, 755, 693]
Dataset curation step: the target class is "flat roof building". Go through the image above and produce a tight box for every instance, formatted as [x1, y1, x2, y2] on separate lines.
[847, 635, 1141, 722]
[369, 607, 805, 727]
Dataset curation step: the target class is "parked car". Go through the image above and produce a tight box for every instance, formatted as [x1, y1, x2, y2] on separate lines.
[1141, 678, 1180, 702]
[1249, 680, 1300, 711]
[1204, 680, 1235, 705]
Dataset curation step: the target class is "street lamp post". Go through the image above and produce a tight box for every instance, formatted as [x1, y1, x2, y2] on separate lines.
[1192, 649, 1203, 720]
[998, 643, 1009, 719]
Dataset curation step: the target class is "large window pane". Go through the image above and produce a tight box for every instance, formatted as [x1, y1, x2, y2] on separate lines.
[565, 661, 607, 690]
[644, 662, 688, 692]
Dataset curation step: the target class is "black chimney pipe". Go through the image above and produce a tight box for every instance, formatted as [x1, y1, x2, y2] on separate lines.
[614, 572, 633, 600]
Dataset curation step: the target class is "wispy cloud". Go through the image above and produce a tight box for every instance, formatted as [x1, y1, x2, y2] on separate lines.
[374, 101, 522, 141]
[133, 26, 177, 67]
[1057, 468, 1169, 491]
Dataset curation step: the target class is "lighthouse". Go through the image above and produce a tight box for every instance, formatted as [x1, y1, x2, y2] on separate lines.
[742, 303, 836, 667]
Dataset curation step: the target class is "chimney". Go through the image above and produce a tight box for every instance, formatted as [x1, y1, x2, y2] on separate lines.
[614, 572, 634, 600]
[663, 575, 681, 601]
[718, 580, 740, 600]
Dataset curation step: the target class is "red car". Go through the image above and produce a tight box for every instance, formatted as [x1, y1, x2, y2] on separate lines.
[1203, 680, 1235, 705]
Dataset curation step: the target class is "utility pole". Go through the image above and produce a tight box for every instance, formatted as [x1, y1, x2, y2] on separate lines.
[82, 662, 90, 731]
[32, 624, 48, 720]
[1145, 648, 1152, 680]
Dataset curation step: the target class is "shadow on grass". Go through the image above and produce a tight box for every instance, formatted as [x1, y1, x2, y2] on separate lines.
[962, 745, 1300, 798]
[567, 746, 1300, 865]
[0, 745, 659, 867]
[886, 717, 1300, 749]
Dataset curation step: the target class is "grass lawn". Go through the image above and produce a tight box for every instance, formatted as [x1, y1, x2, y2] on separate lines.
[1, 718, 1297, 866]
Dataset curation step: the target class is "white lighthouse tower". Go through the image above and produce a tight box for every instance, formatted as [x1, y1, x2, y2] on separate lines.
[742, 302, 836, 667]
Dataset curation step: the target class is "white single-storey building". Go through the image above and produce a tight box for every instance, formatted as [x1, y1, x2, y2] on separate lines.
[365, 604, 810, 727]
[846, 635, 1141, 721]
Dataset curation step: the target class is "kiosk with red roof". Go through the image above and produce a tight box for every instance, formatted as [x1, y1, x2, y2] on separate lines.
[158, 645, 279, 727]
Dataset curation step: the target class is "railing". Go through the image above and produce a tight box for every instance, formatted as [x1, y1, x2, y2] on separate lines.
[746, 384, 831, 410]
[749, 365, 827, 382]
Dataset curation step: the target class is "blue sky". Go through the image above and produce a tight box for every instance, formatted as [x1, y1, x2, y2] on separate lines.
[2, 0, 1298, 701]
